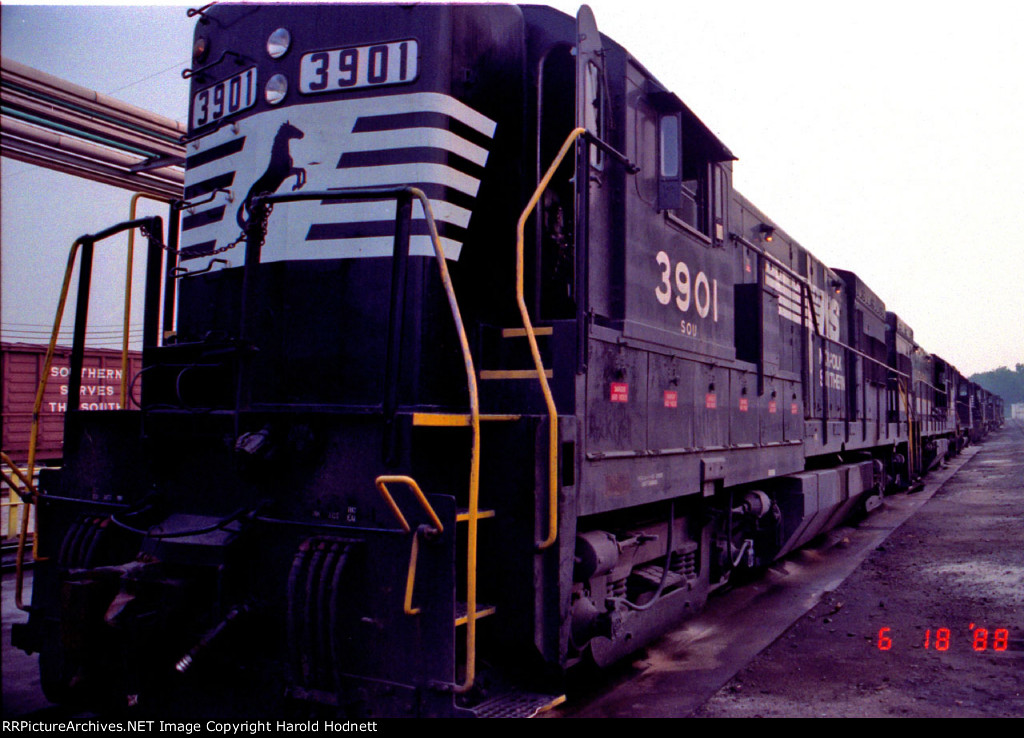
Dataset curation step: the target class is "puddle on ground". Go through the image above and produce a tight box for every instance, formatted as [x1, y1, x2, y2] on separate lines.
[919, 560, 1024, 601]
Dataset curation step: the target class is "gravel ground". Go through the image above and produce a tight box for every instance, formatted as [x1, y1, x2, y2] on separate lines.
[694, 421, 1024, 718]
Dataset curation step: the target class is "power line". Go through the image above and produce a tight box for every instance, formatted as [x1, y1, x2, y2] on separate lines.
[2, 327, 141, 331]
[104, 59, 190, 98]
[3, 321, 144, 328]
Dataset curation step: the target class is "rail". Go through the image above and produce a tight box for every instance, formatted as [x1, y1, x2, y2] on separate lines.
[516, 127, 586, 550]
[123, 194, 168, 406]
[375, 475, 444, 536]
[374, 476, 445, 617]
[897, 378, 916, 479]
[18, 216, 165, 610]
[1, 491, 27, 541]
[2, 452, 36, 609]
[403, 530, 425, 616]
[248, 187, 483, 693]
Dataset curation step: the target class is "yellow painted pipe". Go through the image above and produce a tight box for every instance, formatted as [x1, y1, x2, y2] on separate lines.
[405, 189, 482, 693]
[374, 475, 444, 535]
[19, 237, 88, 590]
[404, 533, 422, 616]
[1, 452, 38, 611]
[516, 127, 585, 550]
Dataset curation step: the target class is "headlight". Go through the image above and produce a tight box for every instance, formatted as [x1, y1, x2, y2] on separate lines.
[265, 74, 289, 105]
[267, 28, 291, 59]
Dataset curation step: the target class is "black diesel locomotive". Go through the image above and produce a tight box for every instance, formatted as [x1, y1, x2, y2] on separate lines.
[13, 3, 1004, 718]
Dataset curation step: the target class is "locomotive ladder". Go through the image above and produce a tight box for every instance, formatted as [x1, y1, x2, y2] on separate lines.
[363, 124, 582, 707]
[429, 129, 581, 711]
[428, 127, 585, 712]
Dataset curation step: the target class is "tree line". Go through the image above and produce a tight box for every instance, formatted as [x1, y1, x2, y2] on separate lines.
[970, 364, 1024, 415]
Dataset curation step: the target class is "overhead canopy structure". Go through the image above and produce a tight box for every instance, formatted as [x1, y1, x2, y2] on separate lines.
[1, 57, 185, 201]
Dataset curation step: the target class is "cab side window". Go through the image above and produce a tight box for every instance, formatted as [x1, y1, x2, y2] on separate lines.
[647, 87, 733, 240]
[713, 164, 727, 242]
[658, 114, 682, 211]
[657, 111, 709, 236]
[634, 98, 658, 205]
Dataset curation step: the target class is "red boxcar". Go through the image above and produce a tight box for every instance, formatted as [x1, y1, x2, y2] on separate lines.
[1, 342, 142, 464]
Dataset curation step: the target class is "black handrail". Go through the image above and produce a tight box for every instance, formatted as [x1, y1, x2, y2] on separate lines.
[238, 187, 426, 463]
[67, 217, 164, 411]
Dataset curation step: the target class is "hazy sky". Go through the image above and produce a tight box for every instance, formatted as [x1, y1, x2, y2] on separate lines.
[2, 0, 1022, 375]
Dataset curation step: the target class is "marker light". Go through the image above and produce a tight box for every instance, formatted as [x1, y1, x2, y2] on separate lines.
[193, 37, 209, 63]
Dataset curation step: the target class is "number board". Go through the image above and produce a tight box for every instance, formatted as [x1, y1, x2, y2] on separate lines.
[622, 237, 735, 361]
[192, 68, 258, 129]
[300, 40, 418, 94]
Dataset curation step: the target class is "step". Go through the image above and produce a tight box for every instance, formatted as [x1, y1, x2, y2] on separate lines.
[501, 327, 553, 338]
[470, 690, 567, 718]
[479, 369, 553, 380]
[455, 601, 496, 626]
[456, 508, 495, 522]
[412, 412, 521, 427]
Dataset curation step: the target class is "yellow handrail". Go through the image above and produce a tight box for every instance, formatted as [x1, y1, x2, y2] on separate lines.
[897, 378, 915, 480]
[18, 235, 90, 585]
[252, 186, 482, 691]
[516, 127, 585, 550]
[374, 476, 443, 618]
[28, 238, 84, 482]
[1, 483, 27, 540]
[375, 475, 444, 535]
[401, 190, 482, 693]
[404, 533, 423, 616]
[2, 451, 37, 611]
[1, 451, 36, 494]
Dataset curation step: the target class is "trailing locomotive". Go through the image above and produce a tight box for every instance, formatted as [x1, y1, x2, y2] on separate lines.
[11, 3, 1003, 719]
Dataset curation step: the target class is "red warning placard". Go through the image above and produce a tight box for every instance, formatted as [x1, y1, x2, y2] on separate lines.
[610, 382, 629, 403]
[739, 397, 749, 412]
[705, 393, 717, 409]
[663, 390, 678, 408]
